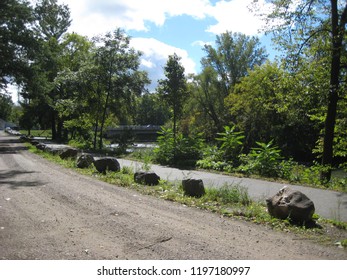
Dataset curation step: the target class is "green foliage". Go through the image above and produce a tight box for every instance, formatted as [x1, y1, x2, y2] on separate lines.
[154, 127, 204, 166]
[154, 127, 175, 165]
[0, 93, 14, 120]
[174, 132, 204, 167]
[202, 31, 268, 94]
[238, 140, 283, 177]
[196, 145, 226, 171]
[135, 92, 171, 125]
[216, 125, 244, 165]
[0, 0, 35, 89]
[205, 184, 251, 206]
[157, 53, 188, 139]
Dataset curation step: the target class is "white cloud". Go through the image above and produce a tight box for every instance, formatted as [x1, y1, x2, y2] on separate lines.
[130, 38, 197, 91]
[131, 37, 196, 74]
[50, 0, 274, 38]
[58, 0, 211, 37]
[206, 0, 272, 36]
[191, 40, 213, 47]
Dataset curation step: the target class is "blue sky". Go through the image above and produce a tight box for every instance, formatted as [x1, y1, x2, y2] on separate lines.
[12, 0, 277, 97]
[62, 0, 278, 71]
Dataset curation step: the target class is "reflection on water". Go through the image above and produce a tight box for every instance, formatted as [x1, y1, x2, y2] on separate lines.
[107, 142, 158, 153]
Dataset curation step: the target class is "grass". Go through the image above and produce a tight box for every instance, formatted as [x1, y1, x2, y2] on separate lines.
[20, 129, 52, 138]
[26, 142, 347, 249]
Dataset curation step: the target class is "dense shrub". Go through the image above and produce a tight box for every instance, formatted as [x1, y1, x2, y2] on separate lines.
[154, 127, 204, 166]
[238, 140, 283, 177]
[216, 125, 244, 166]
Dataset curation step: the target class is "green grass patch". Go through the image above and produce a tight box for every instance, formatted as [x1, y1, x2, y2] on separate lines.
[20, 129, 52, 138]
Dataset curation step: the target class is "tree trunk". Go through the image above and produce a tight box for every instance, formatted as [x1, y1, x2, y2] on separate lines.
[320, 1, 347, 183]
[98, 91, 110, 150]
[57, 118, 63, 141]
[51, 110, 57, 140]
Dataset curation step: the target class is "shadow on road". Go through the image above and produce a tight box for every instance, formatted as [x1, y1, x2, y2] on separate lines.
[0, 170, 46, 189]
[0, 137, 28, 154]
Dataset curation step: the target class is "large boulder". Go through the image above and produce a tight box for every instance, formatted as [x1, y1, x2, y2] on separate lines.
[76, 154, 94, 169]
[44, 144, 70, 155]
[59, 147, 79, 160]
[93, 157, 120, 173]
[30, 140, 40, 146]
[36, 143, 47, 151]
[20, 135, 30, 142]
[182, 178, 205, 198]
[134, 171, 160, 186]
[266, 186, 315, 223]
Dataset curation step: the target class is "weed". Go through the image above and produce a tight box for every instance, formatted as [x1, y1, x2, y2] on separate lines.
[205, 184, 251, 206]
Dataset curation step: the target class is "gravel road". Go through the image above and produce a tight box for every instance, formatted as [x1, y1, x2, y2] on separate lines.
[0, 132, 346, 259]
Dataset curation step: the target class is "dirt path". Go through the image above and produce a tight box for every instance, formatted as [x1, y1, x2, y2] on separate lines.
[0, 132, 346, 259]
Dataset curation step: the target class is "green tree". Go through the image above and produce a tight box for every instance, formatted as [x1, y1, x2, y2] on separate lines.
[135, 92, 171, 125]
[157, 53, 188, 142]
[256, 0, 347, 181]
[189, 32, 267, 135]
[0, 0, 35, 89]
[226, 61, 321, 161]
[53, 33, 94, 142]
[202, 31, 267, 96]
[24, 0, 72, 140]
[93, 29, 149, 149]
[0, 93, 13, 120]
[189, 67, 225, 133]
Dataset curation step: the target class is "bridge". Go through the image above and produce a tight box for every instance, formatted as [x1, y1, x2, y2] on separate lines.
[105, 125, 161, 142]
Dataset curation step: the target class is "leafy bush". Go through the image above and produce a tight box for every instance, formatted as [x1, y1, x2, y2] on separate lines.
[154, 128, 175, 165]
[216, 125, 245, 165]
[154, 127, 204, 166]
[196, 145, 225, 170]
[238, 140, 283, 177]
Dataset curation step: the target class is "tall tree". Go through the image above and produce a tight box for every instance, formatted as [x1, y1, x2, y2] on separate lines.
[202, 31, 267, 96]
[31, 0, 71, 140]
[93, 29, 149, 149]
[190, 32, 267, 134]
[0, 93, 13, 120]
[256, 0, 347, 181]
[135, 93, 171, 125]
[157, 53, 188, 142]
[0, 0, 35, 89]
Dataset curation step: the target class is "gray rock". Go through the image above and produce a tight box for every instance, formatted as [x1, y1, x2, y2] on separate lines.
[93, 157, 120, 173]
[266, 186, 315, 223]
[134, 171, 160, 186]
[182, 178, 205, 197]
[59, 147, 79, 160]
[36, 143, 46, 151]
[20, 135, 30, 142]
[44, 144, 70, 155]
[30, 140, 40, 146]
[76, 154, 94, 168]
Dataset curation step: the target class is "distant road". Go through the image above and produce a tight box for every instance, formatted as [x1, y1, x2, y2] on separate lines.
[118, 159, 347, 222]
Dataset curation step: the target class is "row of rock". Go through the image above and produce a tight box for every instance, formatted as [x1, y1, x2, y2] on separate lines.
[24, 137, 316, 224]
[24, 137, 163, 184]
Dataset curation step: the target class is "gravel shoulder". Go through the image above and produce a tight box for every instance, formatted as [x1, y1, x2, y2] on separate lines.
[0, 132, 346, 259]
